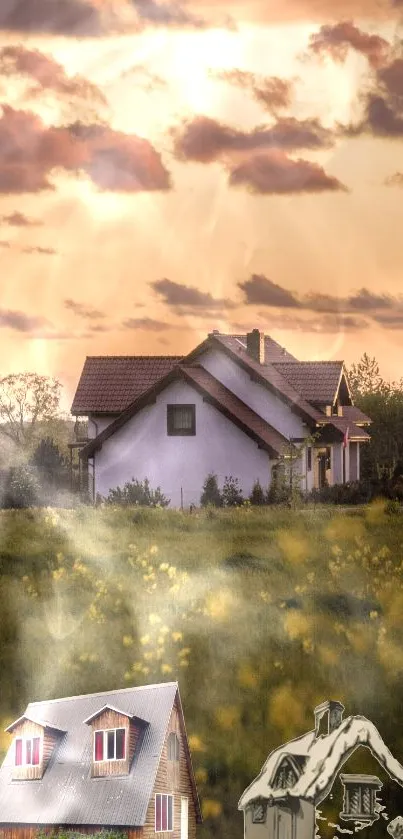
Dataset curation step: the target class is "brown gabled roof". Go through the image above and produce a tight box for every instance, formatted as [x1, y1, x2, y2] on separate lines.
[273, 361, 345, 405]
[316, 416, 371, 443]
[342, 406, 371, 425]
[81, 364, 289, 460]
[71, 355, 183, 415]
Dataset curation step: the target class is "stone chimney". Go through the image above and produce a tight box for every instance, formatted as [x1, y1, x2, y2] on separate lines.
[314, 700, 344, 737]
[246, 329, 265, 364]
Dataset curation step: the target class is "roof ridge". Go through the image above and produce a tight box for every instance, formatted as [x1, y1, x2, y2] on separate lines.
[84, 355, 183, 360]
[28, 681, 178, 706]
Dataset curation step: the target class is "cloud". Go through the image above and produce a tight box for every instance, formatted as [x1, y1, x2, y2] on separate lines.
[22, 245, 57, 255]
[385, 171, 403, 186]
[239, 275, 403, 329]
[65, 299, 105, 320]
[238, 274, 300, 307]
[0, 240, 11, 248]
[256, 311, 369, 333]
[0, 45, 107, 119]
[151, 278, 235, 313]
[120, 64, 167, 91]
[212, 69, 294, 112]
[306, 21, 390, 68]
[173, 115, 335, 162]
[131, 0, 205, 27]
[345, 54, 403, 138]
[0, 105, 171, 193]
[228, 151, 347, 194]
[0, 0, 105, 35]
[122, 317, 171, 331]
[0, 308, 49, 332]
[0, 211, 42, 226]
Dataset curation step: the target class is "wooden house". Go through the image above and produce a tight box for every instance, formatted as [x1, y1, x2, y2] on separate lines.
[239, 700, 403, 839]
[0, 681, 201, 839]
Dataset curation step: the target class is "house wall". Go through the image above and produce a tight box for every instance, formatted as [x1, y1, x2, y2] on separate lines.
[93, 380, 272, 507]
[88, 416, 116, 439]
[199, 350, 308, 440]
[143, 698, 198, 839]
[243, 799, 315, 839]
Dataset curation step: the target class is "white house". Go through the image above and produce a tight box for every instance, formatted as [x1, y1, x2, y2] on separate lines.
[70, 330, 371, 507]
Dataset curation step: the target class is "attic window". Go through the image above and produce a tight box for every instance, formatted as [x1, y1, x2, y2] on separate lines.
[15, 737, 41, 767]
[167, 405, 196, 436]
[94, 728, 126, 761]
[252, 800, 267, 824]
[168, 732, 180, 761]
[340, 774, 382, 822]
[273, 757, 299, 790]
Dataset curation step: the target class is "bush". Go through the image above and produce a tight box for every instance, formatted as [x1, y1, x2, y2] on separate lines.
[308, 480, 373, 505]
[31, 437, 70, 497]
[200, 474, 222, 507]
[249, 480, 266, 505]
[2, 464, 41, 508]
[222, 475, 243, 507]
[105, 478, 170, 507]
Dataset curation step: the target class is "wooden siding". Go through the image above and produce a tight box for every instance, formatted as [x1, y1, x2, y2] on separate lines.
[143, 698, 197, 839]
[9, 721, 59, 782]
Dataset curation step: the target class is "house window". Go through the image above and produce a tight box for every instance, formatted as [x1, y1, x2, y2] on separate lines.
[307, 447, 312, 472]
[167, 405, 196, 436]
[168, 732, 180, 761]
[15, 737, 41, 766]
[273, 758, 298, 790]
[252, 800, 267, 823]
[94, 728, 126, 761]
[155, 794, 174, 832]
[340, 775, 382, 822]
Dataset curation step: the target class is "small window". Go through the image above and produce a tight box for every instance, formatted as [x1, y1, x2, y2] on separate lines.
[155, 793, 174, 832]
[94, 728, 126, 762]
[340, 775, 382, 822]
[168, 732, 180, 761]
[15, 736, 41, 767]
[252, 801, 267, 824]
[167, 405, 195, 436]
[307, 447, 312, 472]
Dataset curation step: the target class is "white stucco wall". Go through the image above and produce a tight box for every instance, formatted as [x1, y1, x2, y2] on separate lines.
[93, 380, 273, 508]
[199, 349, 308, 440]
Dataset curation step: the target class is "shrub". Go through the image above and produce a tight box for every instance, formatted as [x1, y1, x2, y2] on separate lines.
[31, 437, 70, 494]
[200, 474, 222, 507]
[308, 480, 373, 505]
[222, 475, 243, 507]
[2, 464, 41, 508]
[105, 477, 170, 507]
[249, 480, 266, 505]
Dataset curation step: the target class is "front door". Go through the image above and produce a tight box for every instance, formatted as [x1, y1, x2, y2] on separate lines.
[181, 796, 189, 839]
[318, 454, 327, 489]
[276, 808, 293, 839]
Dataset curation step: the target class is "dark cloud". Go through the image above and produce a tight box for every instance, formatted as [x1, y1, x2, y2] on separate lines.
[0, 45, 107, 118]
[239, 275, 403, 330]
[344, 53, 403, 138]
[122, 317, 170, 331]
[22, 245, 57, 255]
[65, 299, 105, 320]
[238, 274, 300, 307]
[228, 151, 347, 194]
[0, 308, 49, 332]
[151, 278, 235, 313]
[256, 311, 369, 333]
[0, 0, 104, 35]
[173, 115, 335, 163]
[212, 69, 294, 112]
[385, 171, 403, 186]
[0, 211, 42, 226]
[0, 106, 171, 194]
[307, 21, 390, 68]
[131, 0, 205, 27]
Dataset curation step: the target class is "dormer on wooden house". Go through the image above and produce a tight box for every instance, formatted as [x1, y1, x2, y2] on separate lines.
[0, 681, 201, 839]
[239, 700, 403, 839]
[5, 714, 64, 781]
[83, 703, 148, 777]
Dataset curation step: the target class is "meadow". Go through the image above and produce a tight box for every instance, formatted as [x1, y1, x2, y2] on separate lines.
[1, 502, 403, 839]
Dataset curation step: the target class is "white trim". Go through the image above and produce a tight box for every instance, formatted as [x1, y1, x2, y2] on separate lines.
[84, 704, 133, 725]
[155, 793, 174, 832]
[15, 735, 42, 767]
[93, 727, 127, 762]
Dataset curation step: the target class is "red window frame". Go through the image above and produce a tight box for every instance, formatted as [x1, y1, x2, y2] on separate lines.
[155, 794, 174, 832]
[15, 736, 41, 767]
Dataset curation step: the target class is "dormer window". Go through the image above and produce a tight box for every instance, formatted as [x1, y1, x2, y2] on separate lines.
[15, 737, 41, 767]
[94, 728, 126, 762]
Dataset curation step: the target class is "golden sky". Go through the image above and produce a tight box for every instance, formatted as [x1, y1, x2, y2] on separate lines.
[0, 0, 403, 408]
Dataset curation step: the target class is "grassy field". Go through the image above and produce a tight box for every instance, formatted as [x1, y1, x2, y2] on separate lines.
[1, 502, 403, 838]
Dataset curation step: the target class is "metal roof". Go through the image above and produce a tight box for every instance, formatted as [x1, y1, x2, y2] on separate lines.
[0, 682, 179, 827]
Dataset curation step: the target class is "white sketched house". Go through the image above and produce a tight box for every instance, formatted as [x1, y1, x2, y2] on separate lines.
[238, 700, 403, 839]
[70, 330, 371, 507]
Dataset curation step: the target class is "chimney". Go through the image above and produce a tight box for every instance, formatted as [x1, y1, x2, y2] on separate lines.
[246, 329, 265, 364]
[314, 700, 344, 737]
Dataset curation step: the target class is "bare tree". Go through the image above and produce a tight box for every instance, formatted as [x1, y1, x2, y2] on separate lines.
[0, 373, 62, 449]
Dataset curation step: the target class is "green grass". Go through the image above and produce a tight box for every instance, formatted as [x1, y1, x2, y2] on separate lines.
[1, 502, 403, 838]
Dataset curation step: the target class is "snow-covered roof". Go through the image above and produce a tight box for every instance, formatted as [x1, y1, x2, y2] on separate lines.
[239, 715, 403, 810]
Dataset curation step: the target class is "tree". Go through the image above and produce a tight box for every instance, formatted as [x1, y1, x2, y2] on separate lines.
[348, 353, 388, 401]
[0, 373, 62, 451]
[200, 474, 222, 507]
[31, 437, 70, 493]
